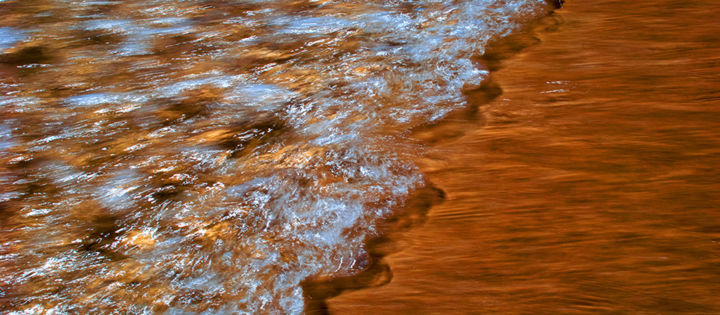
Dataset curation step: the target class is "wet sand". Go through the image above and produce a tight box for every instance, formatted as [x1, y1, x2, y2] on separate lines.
[326, 0, 720, 313]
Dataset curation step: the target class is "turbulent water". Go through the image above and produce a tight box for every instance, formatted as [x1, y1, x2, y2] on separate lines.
[0, 0, 551, 313]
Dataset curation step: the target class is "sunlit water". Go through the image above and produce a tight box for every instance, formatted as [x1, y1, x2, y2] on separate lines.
[0, 0, 554, 313]
[329, 0, 720, 313]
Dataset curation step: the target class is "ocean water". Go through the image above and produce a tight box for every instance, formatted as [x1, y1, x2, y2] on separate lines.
[0, 0, 552, 313]
[329, 0, 720, 312]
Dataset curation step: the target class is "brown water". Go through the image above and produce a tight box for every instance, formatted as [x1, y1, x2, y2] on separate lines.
[327, 0, 720, 313]
[1, 1, 555, 313]
[1, 0, 719, 313]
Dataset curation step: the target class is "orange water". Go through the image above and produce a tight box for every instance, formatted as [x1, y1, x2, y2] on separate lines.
[1, 1, 555, 313]
[328, 0, 720, 313]
[2, 0, 718, 312]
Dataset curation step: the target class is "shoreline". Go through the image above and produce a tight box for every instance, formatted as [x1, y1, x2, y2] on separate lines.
[325, 0, 720, 312]
[301, 4, 563, 313]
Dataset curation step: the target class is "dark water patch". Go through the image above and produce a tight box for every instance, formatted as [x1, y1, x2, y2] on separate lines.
[79, 213, 125, 260]
[0, 45, 52, 66]
[480, 14, 564, 72]
[155, 87, 222, 123]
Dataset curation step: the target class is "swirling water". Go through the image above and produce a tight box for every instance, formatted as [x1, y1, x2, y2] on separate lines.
[0, 0, 551, 313]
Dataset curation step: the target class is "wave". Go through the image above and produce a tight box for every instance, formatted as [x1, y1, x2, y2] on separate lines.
[0, 0, 548, 313]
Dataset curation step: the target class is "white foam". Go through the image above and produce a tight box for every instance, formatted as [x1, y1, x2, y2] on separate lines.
[2, 0, 547, 313]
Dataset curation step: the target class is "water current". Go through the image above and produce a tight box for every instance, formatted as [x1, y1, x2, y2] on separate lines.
[0, 0, 556, 313]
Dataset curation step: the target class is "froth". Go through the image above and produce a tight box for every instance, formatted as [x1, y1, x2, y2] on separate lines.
[0, 0, 546, 313]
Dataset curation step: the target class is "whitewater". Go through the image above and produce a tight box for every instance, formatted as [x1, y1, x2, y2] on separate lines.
[0, 0, 550, 313]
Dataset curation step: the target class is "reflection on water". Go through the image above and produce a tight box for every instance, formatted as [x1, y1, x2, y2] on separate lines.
[329, 0, 720, 313]
[0, 0, 554, 313]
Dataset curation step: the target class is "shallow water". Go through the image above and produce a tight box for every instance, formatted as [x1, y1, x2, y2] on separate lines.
[0, 0, 555, 313]
[328, 0, 720, 313]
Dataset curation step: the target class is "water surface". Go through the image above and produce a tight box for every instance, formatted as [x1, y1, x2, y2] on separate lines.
[329, 0, 720, 313]
[0, 0, 554, 313]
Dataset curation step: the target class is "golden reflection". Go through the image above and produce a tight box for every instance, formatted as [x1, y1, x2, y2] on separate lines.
[327, 0, 720, 313]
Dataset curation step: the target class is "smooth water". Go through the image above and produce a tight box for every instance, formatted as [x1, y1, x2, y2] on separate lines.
[0, 0, 553, 313]
[330, 0, 720, 313]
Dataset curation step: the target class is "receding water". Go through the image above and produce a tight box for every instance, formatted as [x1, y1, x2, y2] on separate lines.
[328, 0, 720, 313]
[0, 0, 557, 313]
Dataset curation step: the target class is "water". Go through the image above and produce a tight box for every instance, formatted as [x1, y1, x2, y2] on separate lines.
[0, 0, 554, 313]
[329, 0, 720, 313]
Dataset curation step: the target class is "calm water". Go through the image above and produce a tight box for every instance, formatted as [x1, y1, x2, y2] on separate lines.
[329, 0, 720, 313]
[0, 0, 555, 313]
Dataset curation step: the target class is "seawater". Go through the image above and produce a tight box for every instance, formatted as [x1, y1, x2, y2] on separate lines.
[0, 0, 550, 313]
